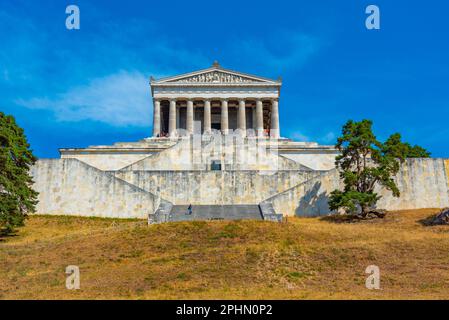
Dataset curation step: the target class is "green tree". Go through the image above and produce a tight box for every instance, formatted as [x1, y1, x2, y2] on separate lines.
[0, 112, 38, 234]
[329, 120, 400, 216]
[382, 133, 431, 160]
[329, 120, 431, 217]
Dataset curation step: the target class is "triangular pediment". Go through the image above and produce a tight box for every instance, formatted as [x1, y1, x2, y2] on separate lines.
[167, 70, 265, 84]
[152, 63, 280, 85]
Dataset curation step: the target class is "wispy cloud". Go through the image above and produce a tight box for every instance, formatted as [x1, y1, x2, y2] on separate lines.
[289, 131, 311, 141]
[16, 71, 151, 127]
[2, 5, 212, 128]
[288, 130, 336, 144]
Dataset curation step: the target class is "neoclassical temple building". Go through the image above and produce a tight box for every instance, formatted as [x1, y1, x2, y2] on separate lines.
[30, 63, 449, 222]
[151, 61, 280, 138]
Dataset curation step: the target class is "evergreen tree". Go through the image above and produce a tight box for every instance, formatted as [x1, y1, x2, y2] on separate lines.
[382, 133, 431, 160]
[0, 112, 38, 234]
[328, 119, 429, 216]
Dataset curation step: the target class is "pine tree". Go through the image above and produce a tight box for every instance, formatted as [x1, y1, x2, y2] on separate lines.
[329, 119, 430, 217]
[0, 112, 38, 234]
[382, 133, 431, 159]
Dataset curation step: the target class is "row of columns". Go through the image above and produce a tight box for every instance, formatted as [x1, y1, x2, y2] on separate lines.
[153, 99, 280, 138]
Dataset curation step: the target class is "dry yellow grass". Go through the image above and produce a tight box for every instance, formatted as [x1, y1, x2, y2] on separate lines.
[1, 209, 449, 300]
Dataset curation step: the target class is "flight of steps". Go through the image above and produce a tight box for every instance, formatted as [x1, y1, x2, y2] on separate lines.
[166, 205, 264, 222]
[148, 200, 173, 224]
[259, 202, 283, 222]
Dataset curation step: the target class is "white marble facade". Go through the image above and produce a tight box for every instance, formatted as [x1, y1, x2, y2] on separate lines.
[150, 62, 281, 138]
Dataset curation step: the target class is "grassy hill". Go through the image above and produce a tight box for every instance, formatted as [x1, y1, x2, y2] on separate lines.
[1, 209, 449, 299]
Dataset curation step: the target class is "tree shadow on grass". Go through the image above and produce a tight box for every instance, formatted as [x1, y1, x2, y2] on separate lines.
[0, 229, 19, 242]
[320, 211, 387, 224]
[320, 214, 365, 224]
[418, 214, 444, 227]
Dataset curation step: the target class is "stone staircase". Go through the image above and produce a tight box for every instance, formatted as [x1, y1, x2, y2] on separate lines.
[259, 202, 283, 222]
[148, 200, 173, 224]
[163, 204, 264, 222]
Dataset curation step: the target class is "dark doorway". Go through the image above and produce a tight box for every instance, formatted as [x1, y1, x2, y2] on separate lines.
[211, 123, 221, 131]
[210, 160, 222, 171]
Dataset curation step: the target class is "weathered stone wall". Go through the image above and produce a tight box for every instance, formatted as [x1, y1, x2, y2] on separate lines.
[31, 159, 160, 219]
[114, 170, 317, 205]
[61, 153, 152, 171]
[266, 158, 449, 217]
[279, 152, 338, 171]
[121, 137, 308, 171]
[59, 139, 176, 171]
[377, 158, 449, 210]
[31, 157, 449, 219]
[444, 159, 449, 189]
[263, 170, 340, 217]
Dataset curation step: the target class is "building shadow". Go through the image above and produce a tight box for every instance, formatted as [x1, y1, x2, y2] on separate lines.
[295, 181, 331, 217]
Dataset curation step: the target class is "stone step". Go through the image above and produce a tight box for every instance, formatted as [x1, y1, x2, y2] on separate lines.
[168, 205, 263, 222]
[259, 201, 283, 222]
[148, 200, 173, 224]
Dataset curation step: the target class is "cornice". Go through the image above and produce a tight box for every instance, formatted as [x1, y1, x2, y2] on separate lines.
[152, 82, 281, 88]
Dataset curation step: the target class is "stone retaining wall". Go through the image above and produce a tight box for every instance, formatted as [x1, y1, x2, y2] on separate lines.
[31, 159, 160, 218]
[114, 170, 317, 205]
[266, 158, 449, 216]
[31, 158, 449, 219]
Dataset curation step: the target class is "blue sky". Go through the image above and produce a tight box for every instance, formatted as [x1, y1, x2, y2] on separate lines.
[1, 0, 448, 158]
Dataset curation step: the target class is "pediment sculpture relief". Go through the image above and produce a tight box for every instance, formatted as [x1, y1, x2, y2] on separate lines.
[172, 71, 260, 84]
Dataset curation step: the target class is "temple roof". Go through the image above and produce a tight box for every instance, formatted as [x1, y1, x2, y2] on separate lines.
[151, 61, 282, 86]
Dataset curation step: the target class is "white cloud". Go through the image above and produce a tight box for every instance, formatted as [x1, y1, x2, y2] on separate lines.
[289, 131, 310, 141]
[288, 130, 336, 144]
[16, 71, 151, 127]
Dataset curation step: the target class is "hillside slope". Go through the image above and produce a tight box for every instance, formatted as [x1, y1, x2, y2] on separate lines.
[1, 209, 449, 299]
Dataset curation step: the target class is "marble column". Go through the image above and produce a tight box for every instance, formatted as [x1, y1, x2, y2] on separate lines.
[221, 99, 229, 134]
[186, 100, 194, 134]
[204, 99, 211, 134]
[176, 105, 180, 129]
[152, 99, 161, 137]
[256, 99, 264, 137]
[169, 99, 177, 137]
[252, 107, 256, 130]
[238, 99, 246, 136]
[270, 99, 280, 138]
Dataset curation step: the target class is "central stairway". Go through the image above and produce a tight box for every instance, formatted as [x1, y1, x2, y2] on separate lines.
[168, 205, 263, 222]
